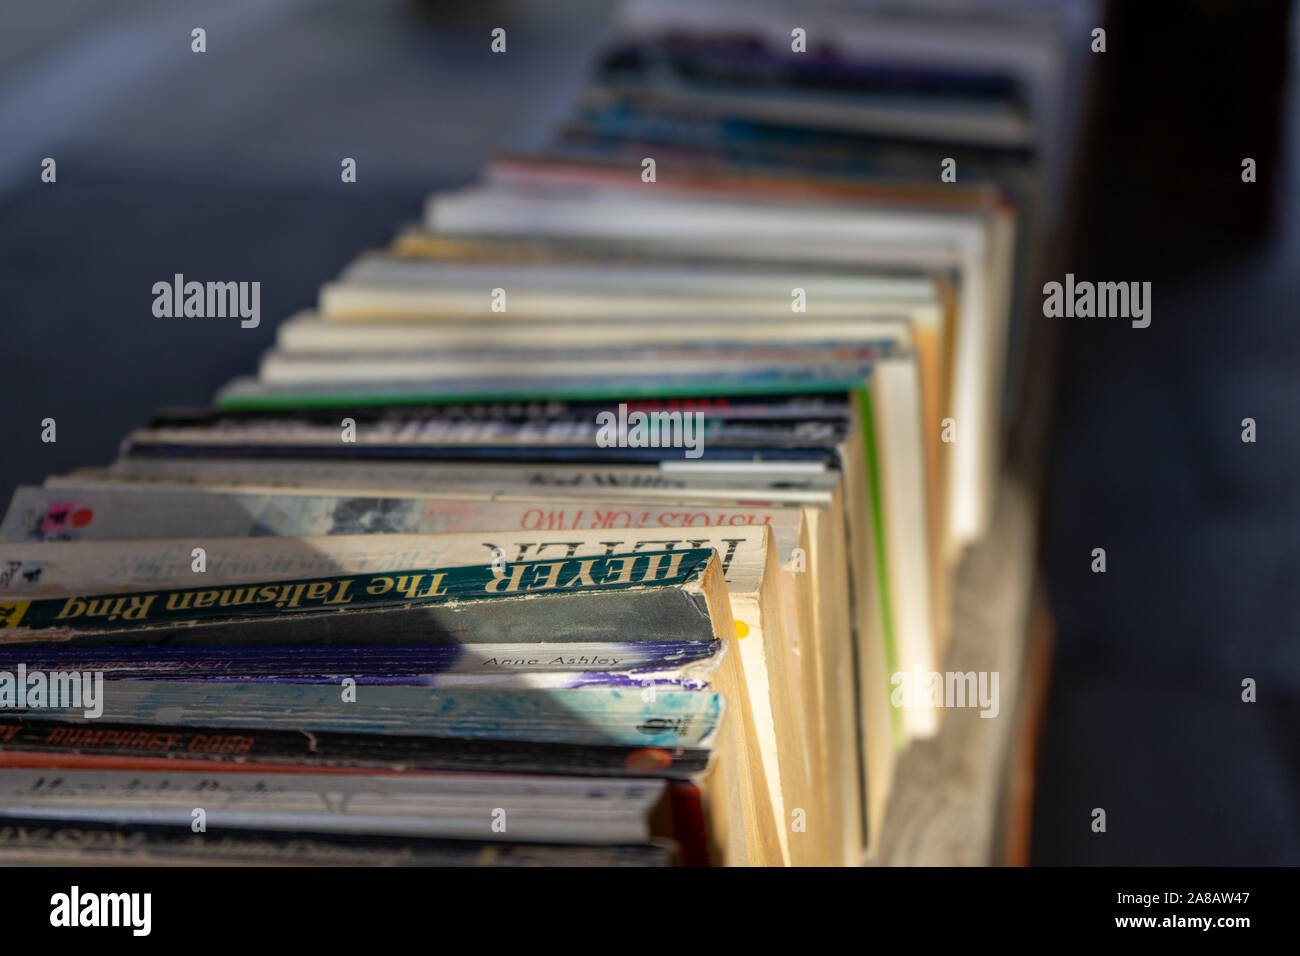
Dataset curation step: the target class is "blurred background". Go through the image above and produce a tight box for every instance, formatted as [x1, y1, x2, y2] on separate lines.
[0, 0, 1296, 864]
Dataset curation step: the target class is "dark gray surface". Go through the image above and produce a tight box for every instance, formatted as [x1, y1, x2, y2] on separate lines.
[1031, 4, 1300, 863]
[0, 0, 608, 502]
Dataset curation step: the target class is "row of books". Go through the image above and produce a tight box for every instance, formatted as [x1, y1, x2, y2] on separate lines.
[0, 1, 1062, 865]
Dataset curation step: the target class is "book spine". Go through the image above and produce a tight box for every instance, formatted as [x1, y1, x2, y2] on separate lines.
[0, 552, 715, 649]
[0, 487, 785, 554]
[1, 551, 710, 630]
[17, 682, 726, 748]
[0, 818, 675, 866]
[121, 439, 841, 466]
[0, 717, 711, 778]
[0, 640, 720, 682]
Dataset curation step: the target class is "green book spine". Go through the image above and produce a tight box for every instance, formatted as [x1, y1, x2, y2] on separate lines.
[855, 385, 904, 749]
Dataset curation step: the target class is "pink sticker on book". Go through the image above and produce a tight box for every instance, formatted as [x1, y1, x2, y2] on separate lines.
[40, 502, 75, 533]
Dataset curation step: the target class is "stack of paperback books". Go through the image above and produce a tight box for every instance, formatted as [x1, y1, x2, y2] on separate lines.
[0, 1, 1068, 866]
